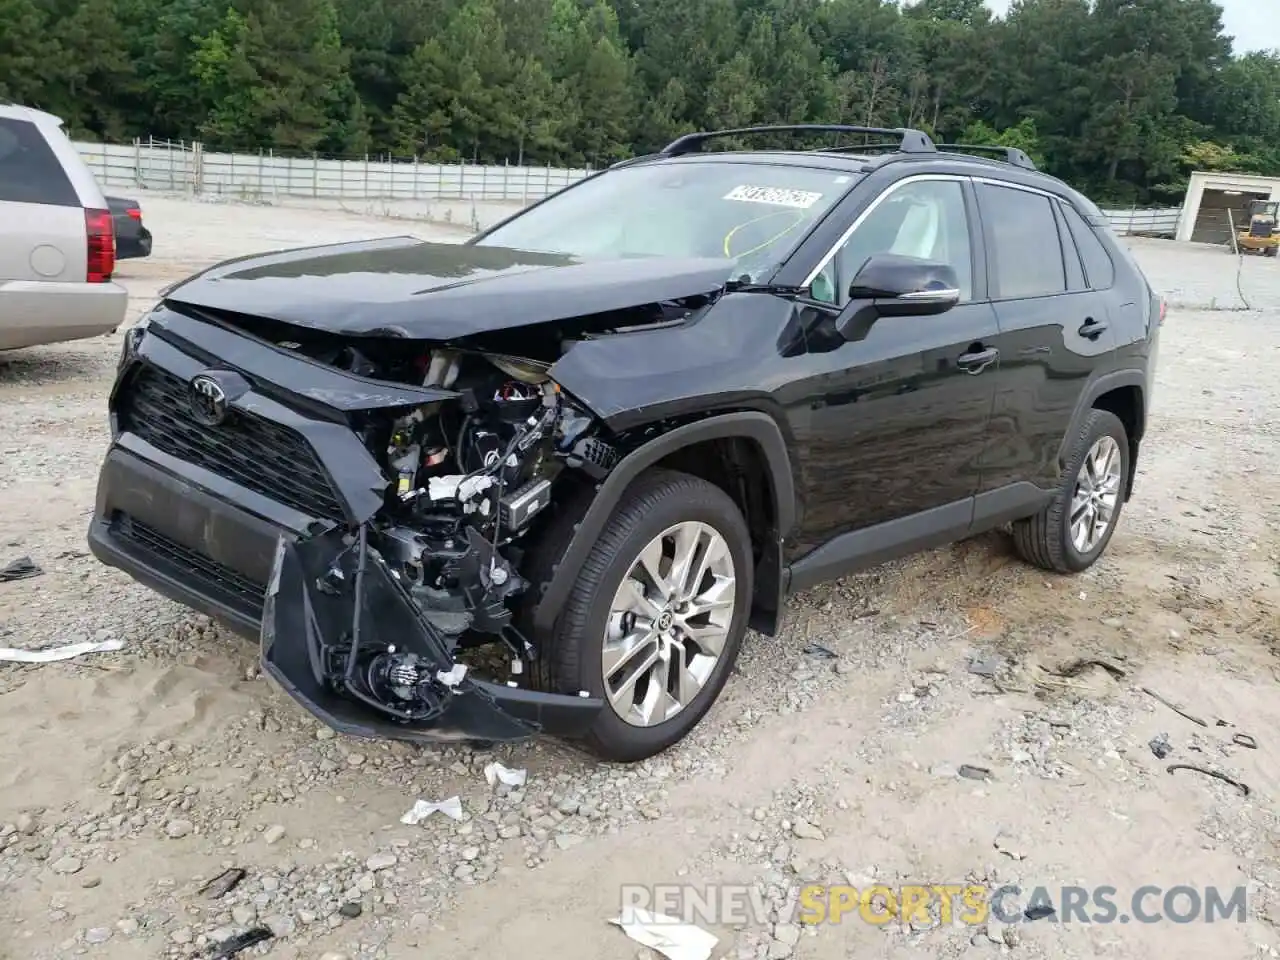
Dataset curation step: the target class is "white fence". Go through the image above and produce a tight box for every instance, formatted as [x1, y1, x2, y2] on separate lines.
[73, 137, 1183, 236]
[74, 138, 595, 203]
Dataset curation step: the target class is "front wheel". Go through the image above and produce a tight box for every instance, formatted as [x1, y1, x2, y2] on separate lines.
[531, 469, 753, 762]
[1012, 409, 1129, 573]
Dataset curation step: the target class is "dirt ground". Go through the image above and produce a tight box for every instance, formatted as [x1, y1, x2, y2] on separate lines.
[1, 196, 1279, 960]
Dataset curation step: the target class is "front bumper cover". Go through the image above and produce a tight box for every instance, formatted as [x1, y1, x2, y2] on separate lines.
[89, 448, 603, 747]
[261, 529, 604, 744]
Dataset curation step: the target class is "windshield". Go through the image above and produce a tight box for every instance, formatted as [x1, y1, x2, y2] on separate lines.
[474, 161, 859, 282]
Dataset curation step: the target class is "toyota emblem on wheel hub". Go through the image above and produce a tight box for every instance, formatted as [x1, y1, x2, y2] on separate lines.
[189, 374, 229, 426]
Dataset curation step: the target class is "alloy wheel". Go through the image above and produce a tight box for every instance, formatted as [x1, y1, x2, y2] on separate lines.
[1070, 435, 1122, 554]
[601, 521, 737, 727]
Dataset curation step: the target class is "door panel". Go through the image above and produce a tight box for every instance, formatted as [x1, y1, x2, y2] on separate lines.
[974, 181, 1117, 495]
[783, 300, 1001, 559]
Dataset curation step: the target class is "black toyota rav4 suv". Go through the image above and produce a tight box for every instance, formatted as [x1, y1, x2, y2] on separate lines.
[89, 125, 1162, 761]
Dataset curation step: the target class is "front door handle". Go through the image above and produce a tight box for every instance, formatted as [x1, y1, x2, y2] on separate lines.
[957, 346, 999, 374]
[1078, 317, 1109, 340]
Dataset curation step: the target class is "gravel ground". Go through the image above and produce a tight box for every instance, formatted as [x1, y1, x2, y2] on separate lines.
[1, 198, 1279, 960]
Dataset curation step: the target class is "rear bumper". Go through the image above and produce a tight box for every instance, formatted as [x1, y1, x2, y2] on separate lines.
[0, 279, 127, 350]
[89, 341, 602, 745]
[117, 227, 153, 260]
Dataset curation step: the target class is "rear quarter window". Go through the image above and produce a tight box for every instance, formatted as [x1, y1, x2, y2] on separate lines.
[1060, 202, 1116, 290]
[0, 118, 80, 207]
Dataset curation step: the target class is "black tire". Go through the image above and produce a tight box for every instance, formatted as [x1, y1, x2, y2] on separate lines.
[527, 469, 753, 762]
[1011, 408, 1129, 574]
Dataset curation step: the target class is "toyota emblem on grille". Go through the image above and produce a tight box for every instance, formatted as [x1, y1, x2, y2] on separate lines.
[189, 374, 228, 426]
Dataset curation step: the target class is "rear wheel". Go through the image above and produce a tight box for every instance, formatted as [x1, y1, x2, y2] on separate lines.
[1012, 409, 1129, 573]
[529, 469, 753, 761]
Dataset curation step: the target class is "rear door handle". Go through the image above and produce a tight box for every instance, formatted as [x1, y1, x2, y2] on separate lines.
[957, 346, 999, 374]
[1078, 317, 1109, 340]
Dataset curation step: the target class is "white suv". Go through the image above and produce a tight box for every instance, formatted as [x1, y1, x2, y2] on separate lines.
[0, 103, 128, 350]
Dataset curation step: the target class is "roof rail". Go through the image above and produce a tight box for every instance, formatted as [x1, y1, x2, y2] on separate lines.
[660, 124, 936, 158]
[934, 143, 1036, 171]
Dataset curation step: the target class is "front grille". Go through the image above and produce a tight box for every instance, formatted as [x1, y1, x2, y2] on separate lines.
[1250, 223, 1271, 238]
[117, 364, 346, 520]
[112, 513, 266, 618]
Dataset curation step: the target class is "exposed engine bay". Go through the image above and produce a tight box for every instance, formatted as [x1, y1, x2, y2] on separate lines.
[276, 342, 621, 732]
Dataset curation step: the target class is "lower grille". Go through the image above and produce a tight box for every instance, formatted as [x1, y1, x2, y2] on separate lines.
[117, 364, 345, 520]
[112, 513, 266, 618]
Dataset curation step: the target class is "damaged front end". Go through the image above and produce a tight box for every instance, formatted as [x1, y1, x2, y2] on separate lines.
[92, 238, 734, 746]
[255, 346, 616, 743]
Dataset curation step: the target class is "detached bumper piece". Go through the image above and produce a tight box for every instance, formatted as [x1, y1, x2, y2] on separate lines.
[261, 528, 603, 744]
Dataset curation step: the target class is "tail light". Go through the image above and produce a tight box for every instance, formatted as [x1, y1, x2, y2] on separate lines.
[126, 207, 141, 220]
[85, 209, 115, 283]
[1159, 299, 1167, 324]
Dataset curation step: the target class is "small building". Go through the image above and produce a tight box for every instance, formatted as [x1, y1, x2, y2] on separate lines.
[1176, 171, 1280, 245]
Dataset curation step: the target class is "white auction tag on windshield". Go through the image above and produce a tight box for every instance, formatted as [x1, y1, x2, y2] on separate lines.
[723, 185, 823, 209]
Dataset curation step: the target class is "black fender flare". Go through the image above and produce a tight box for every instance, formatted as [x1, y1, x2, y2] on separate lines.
[1058, 369, 1147, 465]
[531, 410, 797, 636]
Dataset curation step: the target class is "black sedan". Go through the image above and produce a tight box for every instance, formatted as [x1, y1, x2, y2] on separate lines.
[106, 195, 152, 260]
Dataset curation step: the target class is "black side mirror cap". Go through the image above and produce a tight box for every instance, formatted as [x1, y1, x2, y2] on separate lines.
[835, 254, 961, 340]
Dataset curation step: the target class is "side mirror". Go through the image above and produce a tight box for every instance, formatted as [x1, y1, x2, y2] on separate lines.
[849, 253, 961, 313]
[835, 254, 961, 341]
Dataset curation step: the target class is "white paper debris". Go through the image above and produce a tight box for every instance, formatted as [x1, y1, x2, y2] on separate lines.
[483, 762, 527, 788]
[610, 908, 718, 960]
[435, 663, 468, 687]
[723, 184, 822, 209]
[400, 796, 464, 824]
[0, 638, 125, 664]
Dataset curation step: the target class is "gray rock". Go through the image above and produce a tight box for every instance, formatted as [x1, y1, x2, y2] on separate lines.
[51, 856, 83, 875]
[773, 924, 801, 946]
[84, 927, 112, 944]
[265, 914, 295, 937]
[791, 819, 825, 841]
[365, 852, 398, 871]
[231, 905, 256, 926]
[262, 824, 286, 845]
[554, 834, 585, 851]
[16, 813, 36, 835]
[170, 927, 193, 945]
[115, 918, 139, 937]
[164, 818, 193, 839]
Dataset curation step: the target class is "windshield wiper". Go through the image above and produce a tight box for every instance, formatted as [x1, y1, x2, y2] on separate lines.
[725, 276, 807, 296]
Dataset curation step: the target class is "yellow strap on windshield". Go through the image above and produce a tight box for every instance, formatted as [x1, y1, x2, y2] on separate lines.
[723, 208, 806, 260]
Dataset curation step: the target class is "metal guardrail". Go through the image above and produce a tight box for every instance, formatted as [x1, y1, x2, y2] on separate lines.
[72, 137, 1185, 236]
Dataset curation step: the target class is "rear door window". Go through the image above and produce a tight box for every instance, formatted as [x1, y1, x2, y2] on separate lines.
[0, 118, 80, 207]
[1060, 202, 1116, 289]
[977, 183, 1066, 300]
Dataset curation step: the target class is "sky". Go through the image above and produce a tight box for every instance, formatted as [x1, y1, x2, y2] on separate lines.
[982, 0, 1280, 53]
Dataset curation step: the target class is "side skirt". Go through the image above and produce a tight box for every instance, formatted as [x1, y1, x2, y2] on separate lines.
[784, 482, 1054, 595]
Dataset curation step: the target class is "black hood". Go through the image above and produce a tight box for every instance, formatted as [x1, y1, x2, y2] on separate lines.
[162, 236, 733, 339]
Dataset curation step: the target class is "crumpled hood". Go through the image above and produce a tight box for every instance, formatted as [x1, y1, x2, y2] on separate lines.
[162, 236, 733, 339]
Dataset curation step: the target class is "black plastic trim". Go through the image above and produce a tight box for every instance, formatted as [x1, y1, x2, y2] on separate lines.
[532, 411, 797, 636]
[786, 500, 973, 594]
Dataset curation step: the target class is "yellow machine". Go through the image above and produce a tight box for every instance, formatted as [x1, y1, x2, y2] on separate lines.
[1236, 199, 1279, 257]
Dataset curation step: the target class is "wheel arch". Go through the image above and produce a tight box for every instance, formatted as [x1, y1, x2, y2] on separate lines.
[531, 411, 797, 640]
[1060, 371, 1146, 501]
